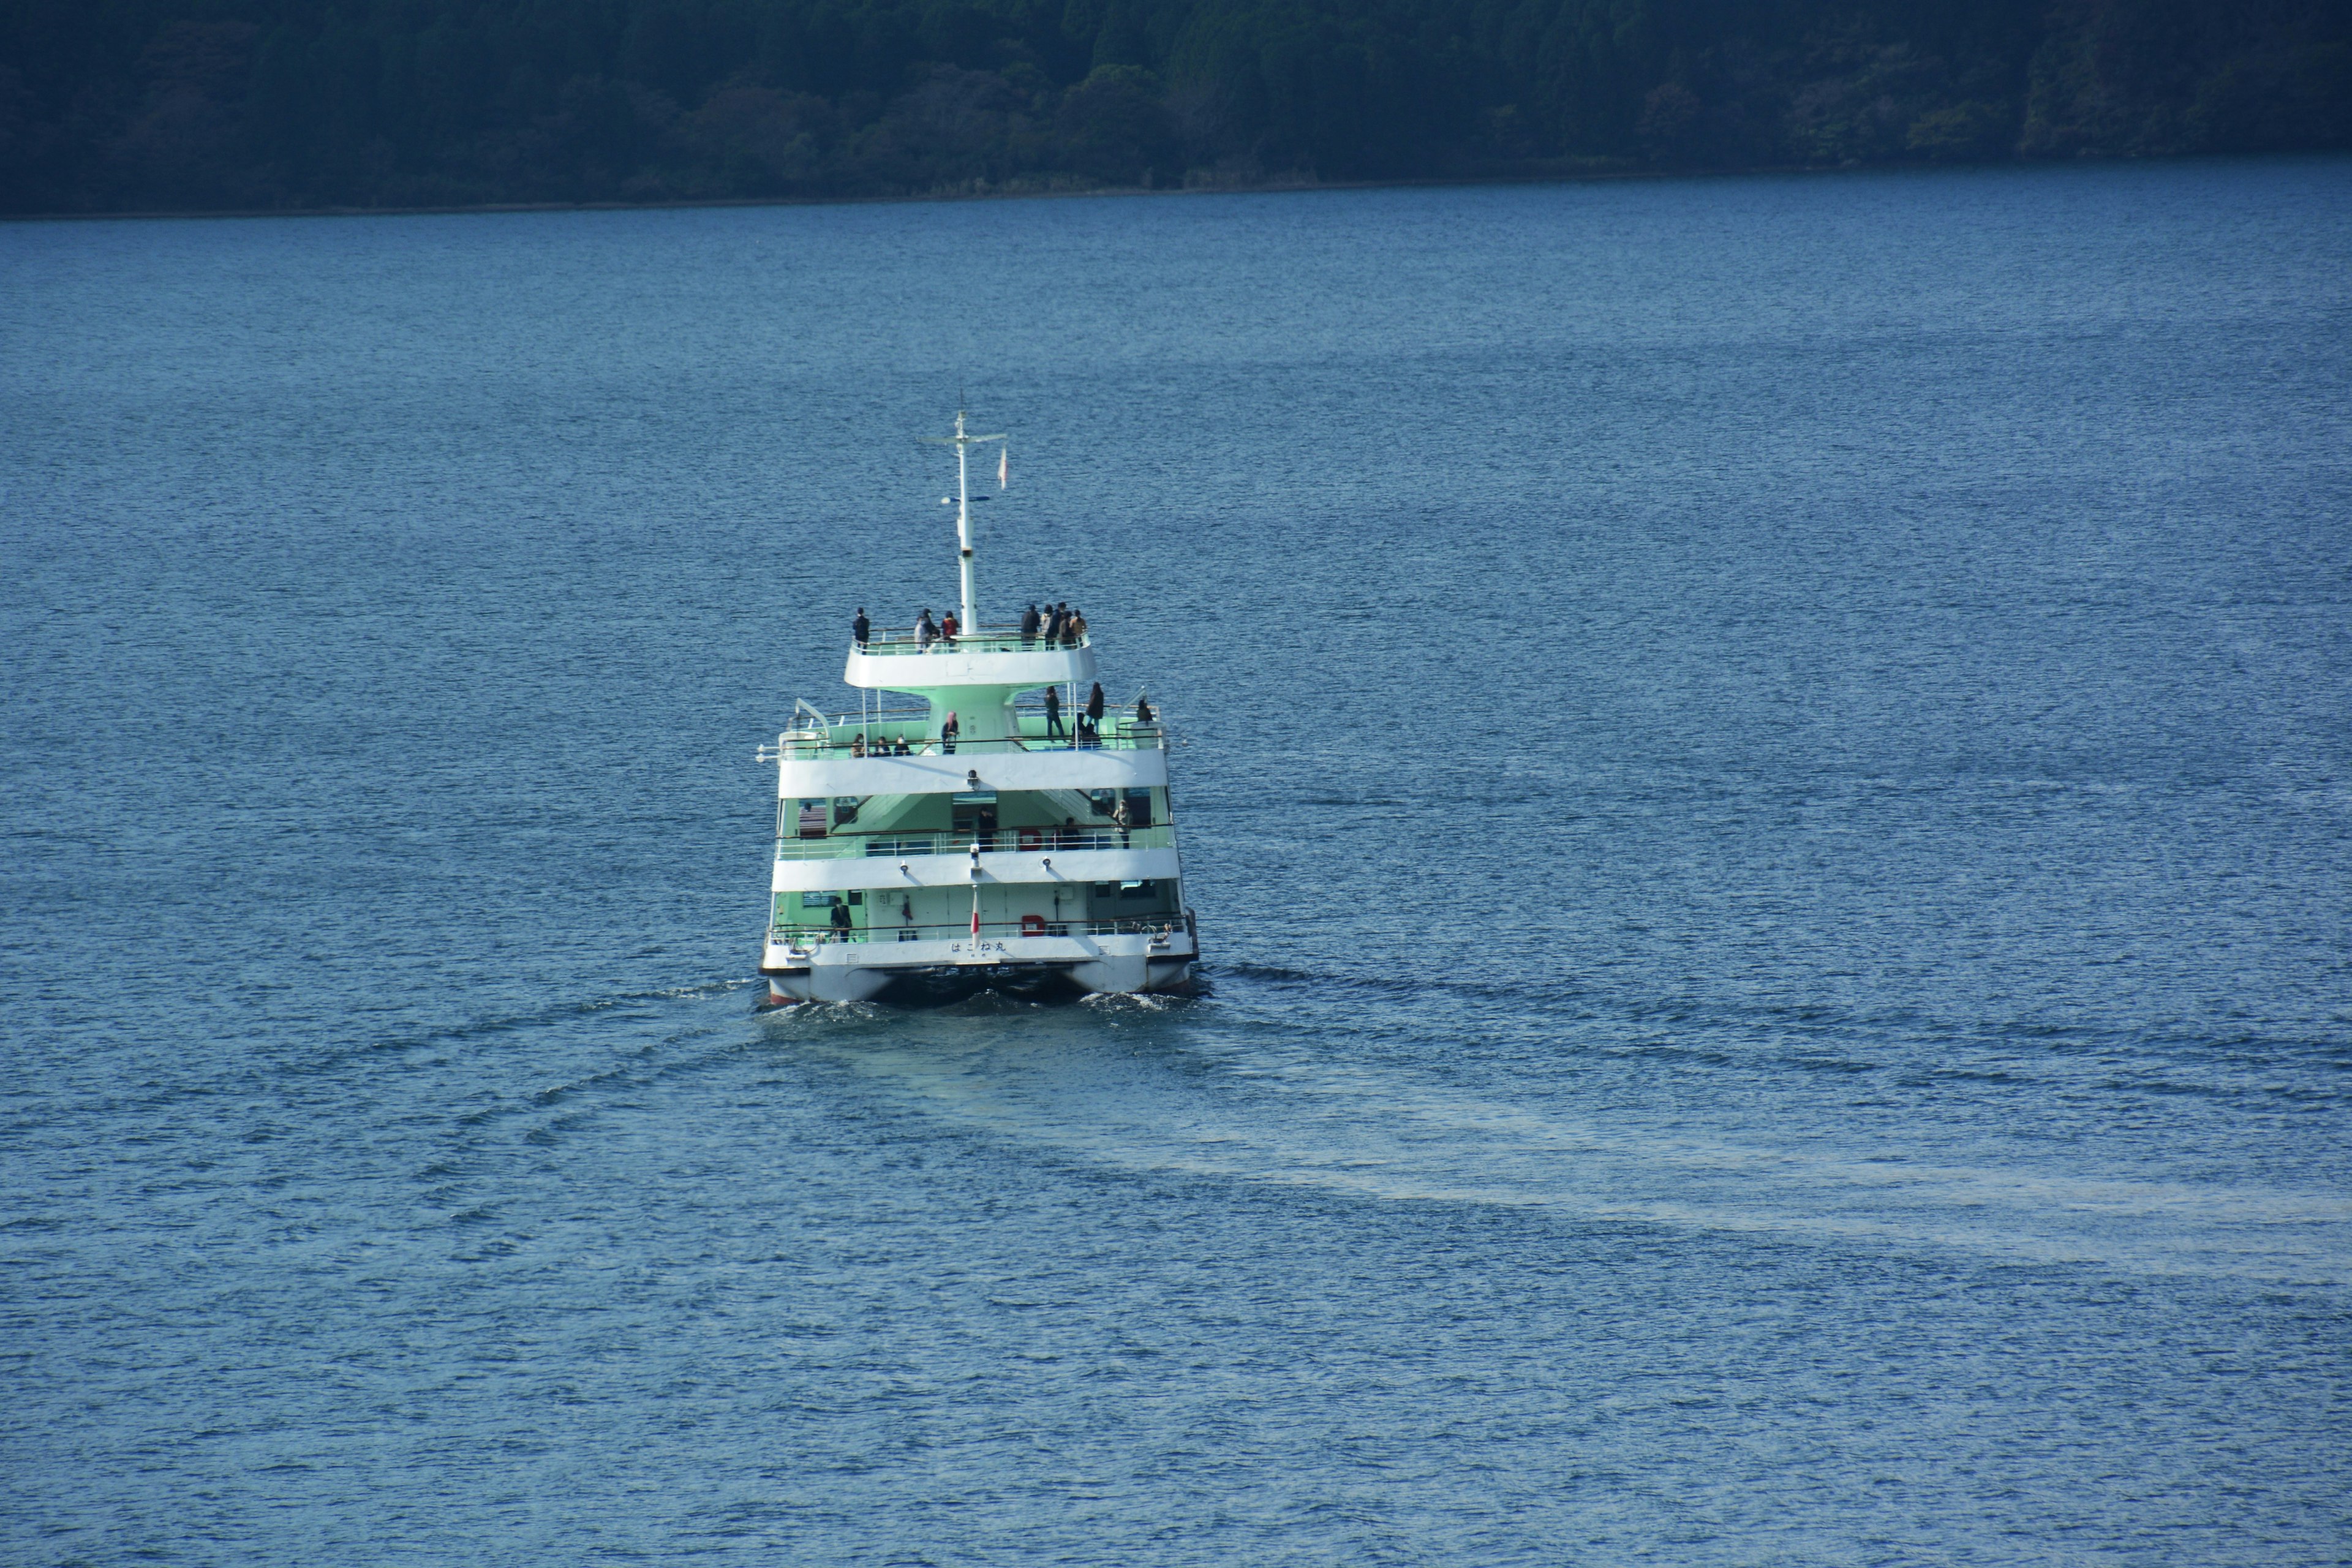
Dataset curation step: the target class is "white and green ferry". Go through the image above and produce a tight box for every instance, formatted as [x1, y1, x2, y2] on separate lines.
[756, 413, 1200, 1005]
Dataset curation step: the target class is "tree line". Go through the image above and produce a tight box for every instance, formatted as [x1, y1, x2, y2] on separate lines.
[3, 0, 2347, 213]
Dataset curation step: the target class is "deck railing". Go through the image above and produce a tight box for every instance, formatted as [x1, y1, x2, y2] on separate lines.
[768, 911, 1194, 949]
[777, 824, 1174, 861]
[853, 623, 1091, 657]
[767, 723, 1165, 760]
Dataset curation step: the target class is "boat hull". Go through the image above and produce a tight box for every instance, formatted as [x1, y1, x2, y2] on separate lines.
[761, 932, 1196, 1006]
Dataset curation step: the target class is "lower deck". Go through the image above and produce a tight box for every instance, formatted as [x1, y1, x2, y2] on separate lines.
[773, 880, 1184, 945]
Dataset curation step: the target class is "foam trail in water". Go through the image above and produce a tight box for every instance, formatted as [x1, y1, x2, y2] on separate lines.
[789, 1018, 2352, 1286]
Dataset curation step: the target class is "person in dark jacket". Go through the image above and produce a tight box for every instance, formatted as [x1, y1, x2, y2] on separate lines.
[916, 609, 936, 651]
[1085, 682, 1106, 725]
[941, 711, 959, 754]
[1044, 683, 1065, 739]
[1135, 693, 1153, 725]
[1044, 602, 1063, 643]
[853, 607, 870, 649]
[829, 900, 852, 940]
[1020, 603, 1040, 644]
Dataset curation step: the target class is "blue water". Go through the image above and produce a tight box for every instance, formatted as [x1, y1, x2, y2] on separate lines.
[5, 158, 2351, 1563]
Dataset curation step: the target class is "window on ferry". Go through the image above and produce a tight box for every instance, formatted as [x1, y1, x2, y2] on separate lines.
[952, 791, 998, 839]
[1123, 788, 1153, 828]
[833, 797, 861, 826]
[796, 799, 829, 837]
[799, 892, 840, 908]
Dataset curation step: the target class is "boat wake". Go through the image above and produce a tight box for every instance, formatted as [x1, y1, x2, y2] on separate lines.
[756, 987, 2352, 1289]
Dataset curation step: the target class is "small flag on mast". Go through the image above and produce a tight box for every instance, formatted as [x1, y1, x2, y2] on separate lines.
[998, 444, 1008, 489]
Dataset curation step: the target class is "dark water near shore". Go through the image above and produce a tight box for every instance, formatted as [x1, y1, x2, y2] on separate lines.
[6, 159, 2352, 1563]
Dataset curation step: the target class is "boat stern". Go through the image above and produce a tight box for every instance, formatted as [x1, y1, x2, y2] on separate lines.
[762, 923, 1196, 1006]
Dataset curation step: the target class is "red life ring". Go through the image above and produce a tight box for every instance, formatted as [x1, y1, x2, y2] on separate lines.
[1018, 826, 1042, 851]
[1020, 914, 1047, 937]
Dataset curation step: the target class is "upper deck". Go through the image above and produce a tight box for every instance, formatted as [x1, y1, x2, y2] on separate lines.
[763, 709, 1169, 796]
[845, 623, 1095, 693]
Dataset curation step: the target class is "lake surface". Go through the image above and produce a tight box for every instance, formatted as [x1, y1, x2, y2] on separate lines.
[4, 158, 2350, 1563]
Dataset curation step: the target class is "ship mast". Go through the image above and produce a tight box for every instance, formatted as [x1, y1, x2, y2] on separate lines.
[924, 410, 1006, 634]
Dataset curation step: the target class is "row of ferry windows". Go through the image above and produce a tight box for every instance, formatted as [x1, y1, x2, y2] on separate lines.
[799, 882, 1159, 908]
[786, 788, 1154, 837]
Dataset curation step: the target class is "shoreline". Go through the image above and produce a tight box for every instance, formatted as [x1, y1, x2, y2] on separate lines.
[10, 149, 2334, 225]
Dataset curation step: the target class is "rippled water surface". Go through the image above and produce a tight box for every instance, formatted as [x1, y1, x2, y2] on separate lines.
[6, 159, 2351, 1564]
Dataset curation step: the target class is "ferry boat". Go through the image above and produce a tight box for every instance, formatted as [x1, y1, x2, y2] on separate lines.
[756, 412, 1200, 1005]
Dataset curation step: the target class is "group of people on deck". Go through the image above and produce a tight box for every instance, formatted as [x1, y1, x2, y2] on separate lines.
[909, 608, 960, 650]
[1041, 681, 1104, 747]
[836, 680, 1155, 757]
[845, 605, 1088, 653]
[1042, 684, 1153, 747]
[1019, 602, 1087, 647]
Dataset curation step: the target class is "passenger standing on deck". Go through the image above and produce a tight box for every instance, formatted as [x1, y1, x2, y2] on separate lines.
[1076, 714, 1098, 749]
[1112, 793, 1131, 848]
[1020, 603, 1040, 645]
[940, 609, 959, 644]
[916, 609, 936, 652]
[1065, 608, 1087, 646]
[941, 711, 959, 754]
[1044, 602, 1063, 644]
[1135, 693, 1153, 726]
[1044, 683, 1065, 740]
[1085, 681, 1106, 728]
[853, 607, 870, 649]
[829, 899, 852, 941]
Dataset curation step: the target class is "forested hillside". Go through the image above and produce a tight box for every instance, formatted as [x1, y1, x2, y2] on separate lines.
[5, 0, 2348, 213]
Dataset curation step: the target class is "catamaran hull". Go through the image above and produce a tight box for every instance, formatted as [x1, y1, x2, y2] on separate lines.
[761, 943, 1196, 1006]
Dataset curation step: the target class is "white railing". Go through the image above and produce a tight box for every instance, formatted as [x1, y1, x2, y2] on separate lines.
[775, 825, 1174, 861]
[767, 911, 1194, 950]
[853, 624, 1091, 656]
[759, 721, 1166, 763]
